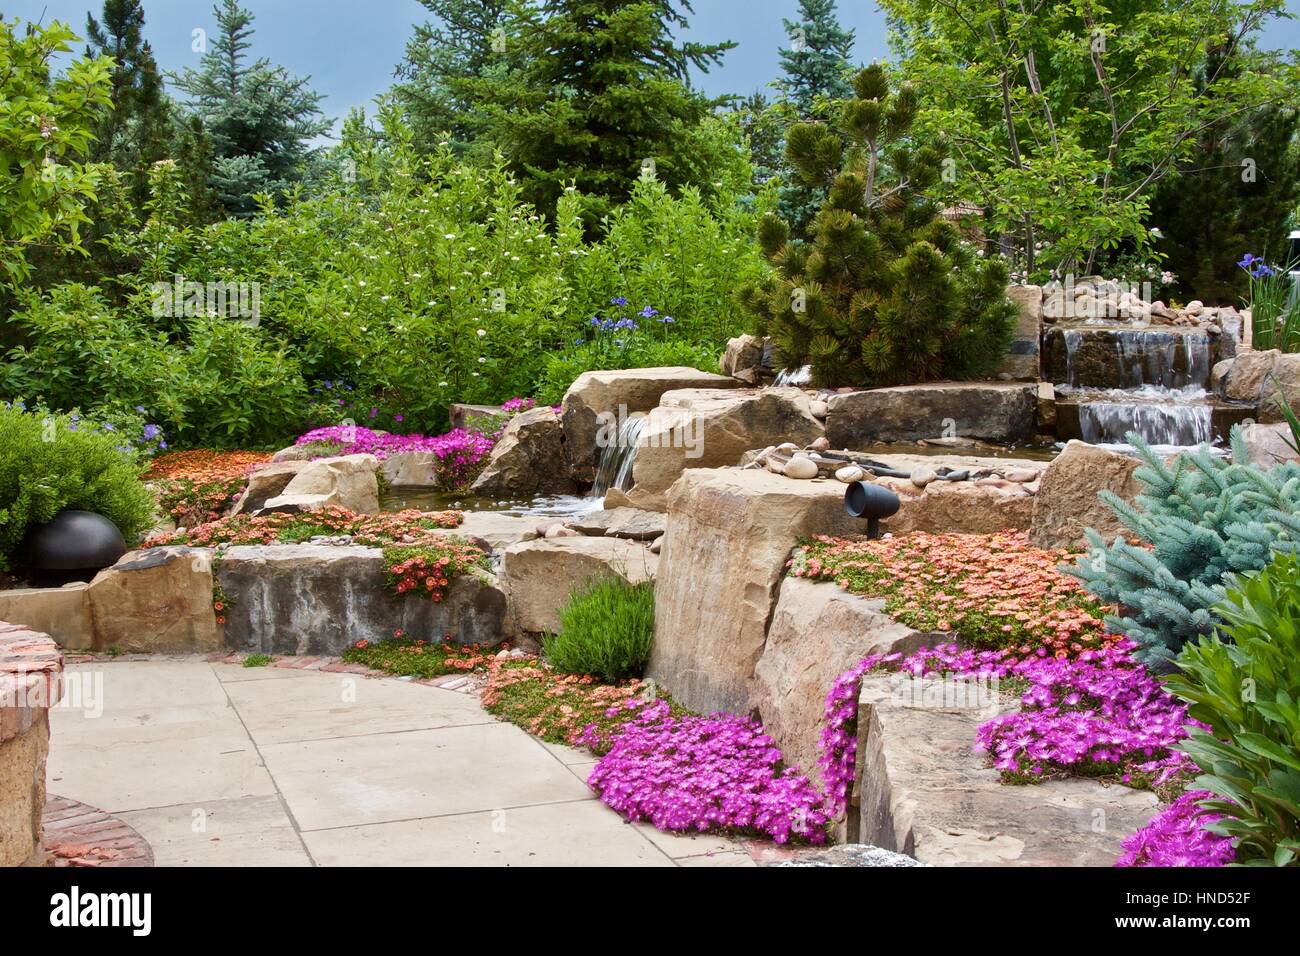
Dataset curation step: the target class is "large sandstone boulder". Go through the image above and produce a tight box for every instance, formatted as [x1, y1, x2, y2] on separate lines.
[261, 454, 380, 515]
[752, 577, 935, 790]
[856, 672, 1157, 865]
[561, 367, 740, 483]
[470, 407, 578, 497]
[1221, 348, 1280, 402]
[826, 383, 1036, 447]
[626, 387, 825, 511]
[216, 543, 506, 654]
[0, 624, 62, 866]
[86, 547, 219, 654]
[1258, 353, 1300, 423]
[0, 585, 93, 651]
[230, 461, 306, 517]
[500, 536, 658, 635]
[457, 512, 544, 553]
[719, 334, 768, 384]
[647, 468, 864, 715]
[1028, 440, 1141, 549]
[1239, 422, 1300, 469]
[876, 474, 1038, 535]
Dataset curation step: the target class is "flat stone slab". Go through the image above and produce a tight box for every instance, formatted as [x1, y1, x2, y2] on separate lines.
[856, 672, 1159, 866]
[457, 512, 543, 553]
[827, 382, 1037, 446]
[569, 507, 666, 541]
[216, 543, 507, 654]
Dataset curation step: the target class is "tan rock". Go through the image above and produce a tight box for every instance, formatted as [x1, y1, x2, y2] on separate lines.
[380, 452, 438, 487]
[719, 334, 765, 380]
[1258, 353, 1300, 424]
[835, 465, 865, 483]
[647, 468, 864, 715]
[827, 383, 1036, 446]
[752, 578, 934, 790]
[856, 673, 1158, 864]
[1239, 422, 1300, 469]
[626, 388, 824, 510]
[470, 406, 578, 497]
[230, 461, 306, 516]
[500, 536, 659, 634]
[86, 547, 219, 653]
[261, 454, 380, 515]
[0, 585, 93, 651]
[783, 457, 819, 479]
[1028, 441, 1142, 549]
[561, 367, 740, 482]
[1223, 349, 1280, 402]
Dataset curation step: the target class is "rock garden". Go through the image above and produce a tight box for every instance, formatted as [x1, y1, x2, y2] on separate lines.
[2, 1, 1298, 873]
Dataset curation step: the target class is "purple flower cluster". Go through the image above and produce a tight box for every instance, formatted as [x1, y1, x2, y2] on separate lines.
[975, 644, 1201, 786]
[582, 700, 832, 844]
[818, 642, 1200, 819]
[500, 396, 535, 415]
[294, 424, 495, 490]
[1238, 252, 1277, 279]
[1115, 791, 1236, 867]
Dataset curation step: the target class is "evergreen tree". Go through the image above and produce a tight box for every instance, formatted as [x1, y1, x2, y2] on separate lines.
[775, 0, 855, 236]
[458, 0, 735, 228]
[173, 0, 330, 216]
[395, 0, 516, 156]
[740, 65, 1014, 388]
[1148, 44, 1300, 303]
[84, 0, 170, 183]
[1070, 432, 1300, 669]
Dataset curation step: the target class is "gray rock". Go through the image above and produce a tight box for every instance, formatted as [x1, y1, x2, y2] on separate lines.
[771, 844, 924, 868]
[470, 406, 578, 497]
[827, 383, 1036, 447]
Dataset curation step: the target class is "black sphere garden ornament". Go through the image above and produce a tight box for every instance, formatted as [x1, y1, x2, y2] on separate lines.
[27, 510, 128, 577]
[844, 481, 901, 540]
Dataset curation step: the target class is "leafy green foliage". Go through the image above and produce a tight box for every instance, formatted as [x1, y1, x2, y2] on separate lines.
[1069, 432, 1300, 668]
[0, 402, 155, 573]
[543, 577, 655, 681]
[881, 0, 1298, 280]
[0, 18, 113, 286]
[534, 337, 716, 407]
[449, 0, 737, 229]
[741, 64, 1015, 387]
[1166, 552, 1300, 866]
[341, 634, 496, 678]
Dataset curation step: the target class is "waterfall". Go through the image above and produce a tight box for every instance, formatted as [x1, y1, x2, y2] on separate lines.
[1071, 386, 1215, 447]
[773, 365, 812, 387]
[1056, 329, 1213, 390]
[590, 414, 647, 498]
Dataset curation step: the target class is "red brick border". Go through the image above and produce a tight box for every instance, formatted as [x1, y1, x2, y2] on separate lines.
[42, 794, 154, 867]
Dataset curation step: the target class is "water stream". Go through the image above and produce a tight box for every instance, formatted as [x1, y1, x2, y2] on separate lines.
[589, 414, 648, 499]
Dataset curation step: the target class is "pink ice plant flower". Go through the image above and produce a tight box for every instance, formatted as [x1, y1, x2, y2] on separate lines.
[581, 700, 832, 844]
[1115, 791, 1236, 867]
[295, 425, 496, 490]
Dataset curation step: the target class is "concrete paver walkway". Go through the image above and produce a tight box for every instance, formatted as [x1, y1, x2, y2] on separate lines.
[47, 659, 753, 867]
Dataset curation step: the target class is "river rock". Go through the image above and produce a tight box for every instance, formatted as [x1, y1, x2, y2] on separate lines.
[835, 465, 865, 483]
[561, 367, 740, 483]
[810, 399, 830, 420]
[910, 467, 937, 488]
[470, 406, 578, 497]
[1028, 440, 1142, 549]
[826, 383, 1036, 446]
[783, 457, 819, 479]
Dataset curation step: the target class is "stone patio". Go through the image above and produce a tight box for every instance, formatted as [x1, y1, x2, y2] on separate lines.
[46, 658, 755, 867]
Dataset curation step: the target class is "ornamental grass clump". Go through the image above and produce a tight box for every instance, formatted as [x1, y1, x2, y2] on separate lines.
[543, 576, 655, 681]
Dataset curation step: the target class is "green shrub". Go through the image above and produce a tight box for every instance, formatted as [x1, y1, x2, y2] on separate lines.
[543, 577, 655, 681]
[1069, 432, 1300, 668]
[535, 336, 718, 406]
[740, 64, 1015, 386]
[1165, 552, 1300, 866]
[0, 403, 156, 572]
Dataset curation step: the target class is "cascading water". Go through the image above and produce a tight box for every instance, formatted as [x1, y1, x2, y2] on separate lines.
[590, 414, 647, 498]
[773, 365, 813, 387]
[1069, 386, 1215, 447]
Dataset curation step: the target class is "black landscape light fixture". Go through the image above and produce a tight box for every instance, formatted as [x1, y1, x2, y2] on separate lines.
[844, 480, 901, 540]
[25, 510, 127, 585]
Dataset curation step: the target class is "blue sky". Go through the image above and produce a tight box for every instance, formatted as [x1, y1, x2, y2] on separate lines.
[3, 0, 1298, 140]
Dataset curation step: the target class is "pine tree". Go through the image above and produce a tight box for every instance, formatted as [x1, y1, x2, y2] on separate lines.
[84, 0, 170, 184]
[395, 0, 516, 157]
[173, 0, 330, 216]
[459, 0, 735, 229]
[1069, 432, 1300, 669]
[775, 0, 855, 236]
[740, 64, 1015, 388]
